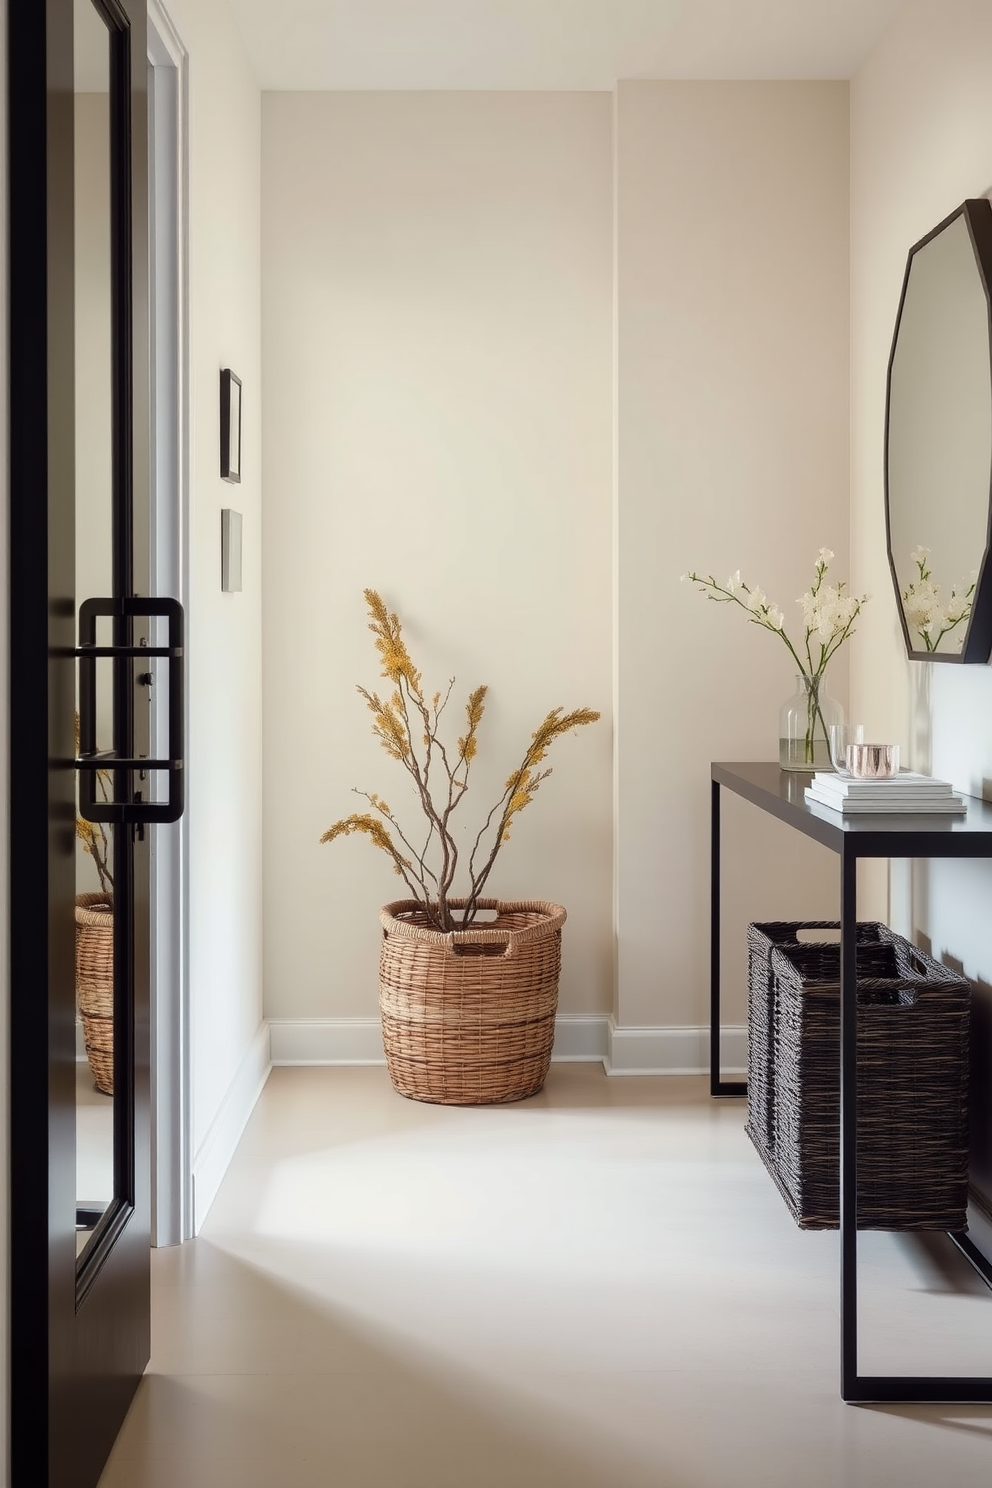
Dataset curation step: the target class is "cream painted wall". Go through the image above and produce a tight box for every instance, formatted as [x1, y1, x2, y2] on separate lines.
[851, 0, 992, 1224]
[158, 0, 264, 1175]
[615, 81, 851, 1029]
[261, 93, 614, 1021]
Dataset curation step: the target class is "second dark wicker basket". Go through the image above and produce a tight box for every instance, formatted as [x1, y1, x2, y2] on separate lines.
[746, 920, 970, 1231]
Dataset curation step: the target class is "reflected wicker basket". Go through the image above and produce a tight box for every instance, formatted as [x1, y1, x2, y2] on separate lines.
[75, 891, 114, 1095]
[378, 898, 566, 1106]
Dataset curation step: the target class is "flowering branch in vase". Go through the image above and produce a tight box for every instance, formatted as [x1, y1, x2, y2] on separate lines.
[683, 549, 870, 766]
[902, 546, 975, 653]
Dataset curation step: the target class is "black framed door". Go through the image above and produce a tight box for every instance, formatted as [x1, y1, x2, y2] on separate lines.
[7, 1, 180, 1483]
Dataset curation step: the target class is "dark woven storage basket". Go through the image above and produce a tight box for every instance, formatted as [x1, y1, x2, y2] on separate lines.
[746, 922, 970, 1231]
[746, 921, 889, 1155]
[379, 898, 566, 1106]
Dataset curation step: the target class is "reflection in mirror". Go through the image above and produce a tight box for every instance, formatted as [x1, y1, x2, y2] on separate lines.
[886, 200, 992, 661]
[74, 0, 115, 1260]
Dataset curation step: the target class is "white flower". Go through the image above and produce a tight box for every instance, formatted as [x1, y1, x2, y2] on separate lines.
[817, 604, 840, 642]
[910, 545, 930, 565]
[806, 584, 859, 643]
[902, 591, 931, 625]
[686, 549, 868, 665]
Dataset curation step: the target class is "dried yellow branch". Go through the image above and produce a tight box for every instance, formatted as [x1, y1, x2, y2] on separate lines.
[321, 594, 601, 931]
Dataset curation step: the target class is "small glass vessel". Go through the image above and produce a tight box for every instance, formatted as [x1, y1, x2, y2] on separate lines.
[828, 722, 865, 775]
[779, 673, 843, 771]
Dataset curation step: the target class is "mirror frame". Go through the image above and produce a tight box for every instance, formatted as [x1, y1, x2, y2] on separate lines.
[884, 197, 992, 663]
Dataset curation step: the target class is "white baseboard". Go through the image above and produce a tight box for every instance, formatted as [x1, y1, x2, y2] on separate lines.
[268, 1015, 746, 1077]
[549, 1015, 611, 1062]
[269, 1017, 384, 1065]
[605, 1019, 746, 1076]
[192, 1021, 271, 1232]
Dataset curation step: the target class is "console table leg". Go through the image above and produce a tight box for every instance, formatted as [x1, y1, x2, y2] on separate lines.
[710, 779, 721, 1096]
[710, 778, 747, 1097]
[840, 848, 859, 1400]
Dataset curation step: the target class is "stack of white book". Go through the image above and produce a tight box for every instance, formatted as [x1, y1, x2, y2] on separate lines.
[805, 770, 967, 816]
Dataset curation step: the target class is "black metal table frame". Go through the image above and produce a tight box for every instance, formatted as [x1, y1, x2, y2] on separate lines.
[710, 762, 992, 1404]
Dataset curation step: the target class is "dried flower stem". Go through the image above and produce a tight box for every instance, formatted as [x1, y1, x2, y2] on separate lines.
[321, 591, 600, 932]
[74, 712, 114, 895]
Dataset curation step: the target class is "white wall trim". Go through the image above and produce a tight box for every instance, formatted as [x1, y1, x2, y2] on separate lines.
[147, 0, 188, 65]
[268, 1014, 746, 1077]
[269, 1017, 385, 1066]
[191, 1022, 271, 1232]
[147, 0, 193, 1247]
[604, 1018, 746, 1076]
[551, 1015, 611, 1061]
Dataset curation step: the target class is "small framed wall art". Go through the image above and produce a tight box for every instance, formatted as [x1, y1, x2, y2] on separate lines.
[221, 508, 243, 592]
[220, 368, 242, 482]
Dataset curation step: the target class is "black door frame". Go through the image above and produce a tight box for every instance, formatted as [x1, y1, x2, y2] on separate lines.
[8, 2, 152, 1483]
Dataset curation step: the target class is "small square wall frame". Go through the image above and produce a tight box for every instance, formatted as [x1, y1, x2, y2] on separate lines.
[221, 509, 243, 592]
[220, 367, 241, 482]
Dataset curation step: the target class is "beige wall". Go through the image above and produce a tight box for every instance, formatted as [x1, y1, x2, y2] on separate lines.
[615, 81, 851, 1028]
[261, 92, 615, 1021]
[164, 0, 264, 1175]
[851, 0, 992, 1228]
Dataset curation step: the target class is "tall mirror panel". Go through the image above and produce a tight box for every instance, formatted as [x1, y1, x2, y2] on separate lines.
[886, 199, 992, 662]
[74, 0, 117, 1259]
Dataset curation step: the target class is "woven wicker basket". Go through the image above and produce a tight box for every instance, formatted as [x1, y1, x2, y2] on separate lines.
[75, 891, 114, 1095]
[379, 898, 566, 1105]
[746, 921, 970, 1231]
[746, 921, 889, 1156]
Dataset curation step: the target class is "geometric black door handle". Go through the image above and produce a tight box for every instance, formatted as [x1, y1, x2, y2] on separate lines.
[75, 595, 185, 824]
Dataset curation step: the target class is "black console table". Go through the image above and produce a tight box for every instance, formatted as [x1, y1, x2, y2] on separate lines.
[710, 761, 992, 1404]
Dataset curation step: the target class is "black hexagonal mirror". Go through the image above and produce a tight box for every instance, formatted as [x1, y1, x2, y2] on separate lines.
[885, 198, 992, 661]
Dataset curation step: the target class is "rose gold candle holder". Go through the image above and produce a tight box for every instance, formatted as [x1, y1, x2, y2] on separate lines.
[845, 742, 900, 779]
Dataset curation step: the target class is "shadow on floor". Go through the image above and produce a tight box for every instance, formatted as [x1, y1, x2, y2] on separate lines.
[98, 1242, 705, 1488]
[893, 1230, 992, 1298]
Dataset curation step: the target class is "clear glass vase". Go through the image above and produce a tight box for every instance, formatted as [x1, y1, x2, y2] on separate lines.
[779, 673, 843, 771]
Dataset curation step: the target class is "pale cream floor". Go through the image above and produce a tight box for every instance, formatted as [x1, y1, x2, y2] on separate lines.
[98, 1064, 992, 1488]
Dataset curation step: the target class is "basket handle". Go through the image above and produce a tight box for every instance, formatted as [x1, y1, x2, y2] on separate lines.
[380, 898, 567, 953]
[448, 926, 515, 958]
